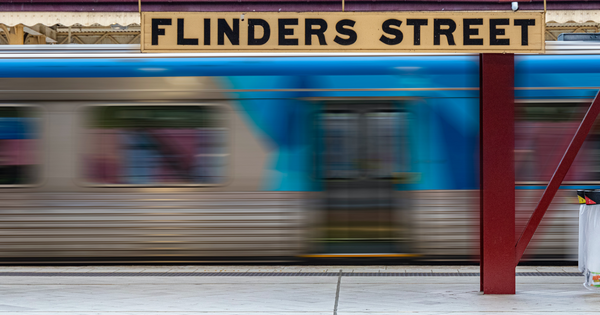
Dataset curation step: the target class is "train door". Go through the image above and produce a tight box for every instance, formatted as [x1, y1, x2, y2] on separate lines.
[314, 101, 410, 256]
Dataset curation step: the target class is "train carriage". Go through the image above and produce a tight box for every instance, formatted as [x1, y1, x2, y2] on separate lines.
[0, 42, 598, 263]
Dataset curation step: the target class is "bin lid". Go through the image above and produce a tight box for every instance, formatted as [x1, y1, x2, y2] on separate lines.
[578, 190, 587, 204]
[584, 190, 600, 205]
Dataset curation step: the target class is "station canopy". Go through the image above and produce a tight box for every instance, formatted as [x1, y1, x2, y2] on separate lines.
[0, 10, 599, 27]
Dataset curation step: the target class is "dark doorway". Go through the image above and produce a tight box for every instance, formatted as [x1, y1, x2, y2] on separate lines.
[314, 101, 410, 255]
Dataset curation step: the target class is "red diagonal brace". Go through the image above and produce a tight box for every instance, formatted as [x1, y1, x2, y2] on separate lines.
[515, 90, 600, 264]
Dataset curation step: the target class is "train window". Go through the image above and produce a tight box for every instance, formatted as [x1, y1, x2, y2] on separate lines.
[83, 105, 227, 186]
[318, 104, 409, 180]
[0, 106, 38, 186]
[515, 102, 599, 184]
[321, 111, 360, 179]
[366, 111, 407, 179]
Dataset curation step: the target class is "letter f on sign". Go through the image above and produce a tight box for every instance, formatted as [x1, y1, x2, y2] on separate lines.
[152, 19, 172, 45]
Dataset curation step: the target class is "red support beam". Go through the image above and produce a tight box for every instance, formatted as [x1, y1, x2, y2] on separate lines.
[480, 53, 515, 294]
[515, 90, 600, 264]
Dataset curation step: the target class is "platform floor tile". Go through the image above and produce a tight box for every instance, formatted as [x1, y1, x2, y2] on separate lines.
[0, 265, 592, 314]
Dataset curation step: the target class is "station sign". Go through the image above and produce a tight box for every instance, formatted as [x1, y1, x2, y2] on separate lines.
[141, 11, 545, 53]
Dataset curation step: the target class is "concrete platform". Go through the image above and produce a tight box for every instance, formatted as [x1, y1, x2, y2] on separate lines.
[0, 265, 596, 314]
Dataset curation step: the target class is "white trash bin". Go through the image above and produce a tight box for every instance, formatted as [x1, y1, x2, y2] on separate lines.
[582, 190, 600, 290]
[578, 190, 588, 274]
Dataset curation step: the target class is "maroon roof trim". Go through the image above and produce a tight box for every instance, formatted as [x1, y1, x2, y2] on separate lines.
[2, 0, 598, 12]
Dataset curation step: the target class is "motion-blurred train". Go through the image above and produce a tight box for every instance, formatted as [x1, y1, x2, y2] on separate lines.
[0, 42, 599, 263]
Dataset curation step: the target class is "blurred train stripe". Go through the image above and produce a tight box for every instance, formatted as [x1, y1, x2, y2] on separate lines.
[0, 272, 583, 277]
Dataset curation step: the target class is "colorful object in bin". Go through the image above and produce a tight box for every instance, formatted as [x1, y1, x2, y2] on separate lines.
[593, 273, 600, 287]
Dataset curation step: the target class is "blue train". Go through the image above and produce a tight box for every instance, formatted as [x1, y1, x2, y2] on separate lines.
[0, 42, 596, 262]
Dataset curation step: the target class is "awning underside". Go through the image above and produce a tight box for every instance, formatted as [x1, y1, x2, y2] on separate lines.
[1, 12, 141, 27]
[1, 10, 600, 27]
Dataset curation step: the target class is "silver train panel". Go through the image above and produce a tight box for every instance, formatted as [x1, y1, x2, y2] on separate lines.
[0, 193, 305, 259]
[411, 190, 479, 259]
[410, 190, 578, 260]
[516, 190, 578, 261]
[0, 190, 579, 261]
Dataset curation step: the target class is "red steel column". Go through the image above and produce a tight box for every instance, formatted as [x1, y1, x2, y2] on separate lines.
[480, 53, 515, 294]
